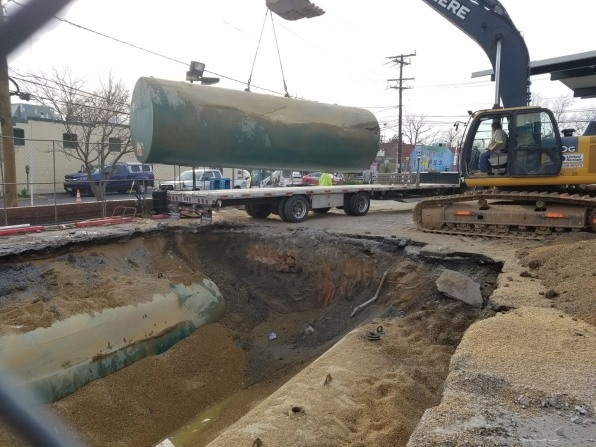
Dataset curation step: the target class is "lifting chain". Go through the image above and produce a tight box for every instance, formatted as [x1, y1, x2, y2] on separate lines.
[245, 9, 290, 97]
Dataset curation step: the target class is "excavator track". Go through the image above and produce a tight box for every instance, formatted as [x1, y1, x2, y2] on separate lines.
[413, 189, 596, 239]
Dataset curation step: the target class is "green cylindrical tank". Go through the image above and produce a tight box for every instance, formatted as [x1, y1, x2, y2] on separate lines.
[130, 77, 379, 171]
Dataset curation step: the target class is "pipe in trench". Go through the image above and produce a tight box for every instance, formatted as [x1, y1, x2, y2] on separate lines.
[350, 270, 389, 318]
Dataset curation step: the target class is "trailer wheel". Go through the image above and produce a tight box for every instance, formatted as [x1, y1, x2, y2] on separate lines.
[250, 204, 272, 219]
[283, 195, 309, 223]
[343, 195, 355, 216]
[277, 198, 288, 221]
[313, 207, 331, 214]
[244, 205, 255, 217]
[349, 192, 370, 216]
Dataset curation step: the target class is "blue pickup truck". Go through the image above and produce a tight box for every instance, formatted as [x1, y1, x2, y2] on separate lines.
[64, 162, 155, 195]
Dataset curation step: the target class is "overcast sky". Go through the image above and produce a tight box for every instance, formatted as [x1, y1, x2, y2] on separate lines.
[6, 0, 596, 138]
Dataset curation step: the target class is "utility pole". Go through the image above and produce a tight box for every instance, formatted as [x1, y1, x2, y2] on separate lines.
[387, 52, 415, 173]
[0, 5, 18, 207]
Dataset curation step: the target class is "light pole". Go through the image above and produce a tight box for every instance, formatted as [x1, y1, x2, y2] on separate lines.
[416, 148, 422, 187]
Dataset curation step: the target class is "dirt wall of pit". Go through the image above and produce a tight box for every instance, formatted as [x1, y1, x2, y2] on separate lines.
[1, 209, 594, 447]
[202, 231, 596, 447]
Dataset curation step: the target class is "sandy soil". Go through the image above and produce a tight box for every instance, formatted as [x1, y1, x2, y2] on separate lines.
[0, 203, 594, 446]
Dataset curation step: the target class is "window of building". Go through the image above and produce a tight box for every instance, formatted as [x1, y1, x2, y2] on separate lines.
[109, 137, 122, 152]
[13, 128, 25, 146]
[63, 133, 78, 149]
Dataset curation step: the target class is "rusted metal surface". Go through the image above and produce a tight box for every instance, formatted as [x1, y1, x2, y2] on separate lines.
[130, 77, 379, 172]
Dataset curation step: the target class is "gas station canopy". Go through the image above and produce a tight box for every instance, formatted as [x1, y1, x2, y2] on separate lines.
[473, 50, 596, 100]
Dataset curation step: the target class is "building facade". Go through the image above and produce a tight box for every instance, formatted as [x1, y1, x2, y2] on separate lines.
[5, 103, 191, 194]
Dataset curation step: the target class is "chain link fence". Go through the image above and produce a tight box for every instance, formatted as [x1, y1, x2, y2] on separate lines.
[0, 137, 191, 227]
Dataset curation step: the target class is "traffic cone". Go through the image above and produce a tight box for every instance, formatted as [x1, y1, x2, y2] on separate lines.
[75, 189, 81, 203]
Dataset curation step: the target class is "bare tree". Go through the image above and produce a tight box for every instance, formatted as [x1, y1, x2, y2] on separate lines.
[546, 95, 577, 130]
[402, 113, 441, 146]
[529, 91, 544, 107]
[440, 125, 463, 151]
[571, 107, 596, 135]
[22, 68, 131, 199]
[528, 92, 596, 134]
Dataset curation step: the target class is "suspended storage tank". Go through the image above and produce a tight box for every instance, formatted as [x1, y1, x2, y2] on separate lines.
[130, 77, 380, 171]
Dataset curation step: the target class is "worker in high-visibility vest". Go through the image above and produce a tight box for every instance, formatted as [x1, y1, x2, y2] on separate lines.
[319, 172, 332, 186]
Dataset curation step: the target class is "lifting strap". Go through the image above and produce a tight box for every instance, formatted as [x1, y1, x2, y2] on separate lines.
[269, 11, 290, 97]
[245, 10, 269, 92]
[245, 9, 290, 97]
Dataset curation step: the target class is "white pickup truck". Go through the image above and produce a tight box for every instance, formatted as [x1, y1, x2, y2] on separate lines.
[159, 168, 249, 191]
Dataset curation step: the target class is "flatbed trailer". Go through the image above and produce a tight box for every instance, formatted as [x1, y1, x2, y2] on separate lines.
[167, 178, 461, 223]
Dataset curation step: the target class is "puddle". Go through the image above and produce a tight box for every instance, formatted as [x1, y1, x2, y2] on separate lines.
[157, 390, 247, 447]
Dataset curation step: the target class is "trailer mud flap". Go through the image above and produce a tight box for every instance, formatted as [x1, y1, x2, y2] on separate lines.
[177, 205, 213, 223]
[201, 209, 213, 224]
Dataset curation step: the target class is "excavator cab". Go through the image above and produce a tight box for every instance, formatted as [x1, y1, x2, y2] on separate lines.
[461, 107, 563, 180]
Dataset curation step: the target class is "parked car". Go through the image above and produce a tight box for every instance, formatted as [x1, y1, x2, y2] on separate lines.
[64, 162, 154, 195]
[159, 168, 224, 191]
[301, 172, 341, 185]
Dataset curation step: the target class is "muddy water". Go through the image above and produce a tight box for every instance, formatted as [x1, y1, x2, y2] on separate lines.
[163, 390, 247, 446]
[0, 228, 499, 447]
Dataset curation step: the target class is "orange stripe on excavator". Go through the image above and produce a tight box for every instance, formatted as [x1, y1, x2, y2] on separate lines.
[455, 210, 473, 216]
[543, 212, 567, 219]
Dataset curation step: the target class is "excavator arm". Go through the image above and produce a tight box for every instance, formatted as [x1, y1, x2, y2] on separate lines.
[266, 0, 530, 107]
[419, 0, 529, 107]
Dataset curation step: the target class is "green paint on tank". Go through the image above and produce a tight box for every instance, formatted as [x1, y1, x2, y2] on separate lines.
[130, 77, 380, 171]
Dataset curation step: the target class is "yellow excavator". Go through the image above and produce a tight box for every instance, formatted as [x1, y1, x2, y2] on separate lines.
[267, 0, 596, 237]
[414, 106, 596, 237]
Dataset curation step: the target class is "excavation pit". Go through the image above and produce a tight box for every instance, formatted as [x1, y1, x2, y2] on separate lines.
[0, 226, 500, 447]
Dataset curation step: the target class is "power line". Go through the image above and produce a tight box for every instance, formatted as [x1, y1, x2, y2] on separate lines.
[9, 0, 286, 97]
[9, 69, 129, 106]
[8, 2, 594, 124]
[9, 72, 131, 117]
